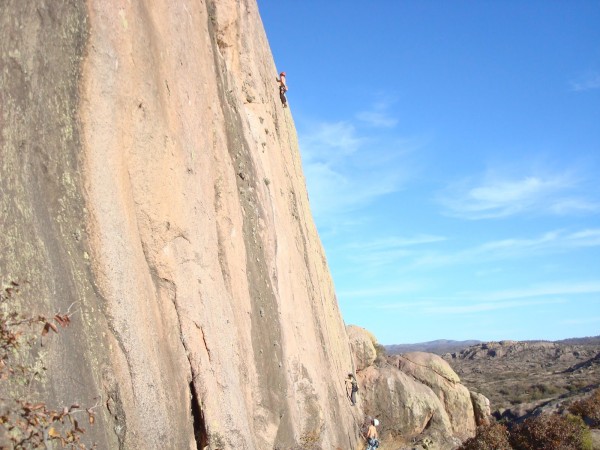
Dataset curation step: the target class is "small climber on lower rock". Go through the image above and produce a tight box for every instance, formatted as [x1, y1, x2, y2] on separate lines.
[276, 71, 288, 107]
[366, 418, 380, 450]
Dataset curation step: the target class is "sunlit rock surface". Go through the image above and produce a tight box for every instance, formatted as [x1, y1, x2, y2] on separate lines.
[1, 1, 359, 448]
[351, 329, 489, 449]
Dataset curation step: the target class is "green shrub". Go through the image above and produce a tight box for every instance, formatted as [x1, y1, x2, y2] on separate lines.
[374, 343, 387, 365]
[509, 413, 590, 450]
[569, 388, 600, 428]
[458, 422, 512, 450]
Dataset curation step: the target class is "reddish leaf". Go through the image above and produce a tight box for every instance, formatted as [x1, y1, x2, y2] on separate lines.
[54, 314, 71, 328]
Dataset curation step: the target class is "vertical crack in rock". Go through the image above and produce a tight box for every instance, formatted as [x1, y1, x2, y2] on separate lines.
[204, 0, 293, 445]
[160, 278, 209, 450]
[194, 320, 212, 363]
[424, 413, 434, 431]
[189, 381, 208, 450]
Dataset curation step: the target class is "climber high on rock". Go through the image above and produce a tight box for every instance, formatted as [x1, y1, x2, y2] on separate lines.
[276, 71, 288, 107]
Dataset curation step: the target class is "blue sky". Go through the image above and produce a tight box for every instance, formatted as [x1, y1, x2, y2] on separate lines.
[257, 1, 600, 344]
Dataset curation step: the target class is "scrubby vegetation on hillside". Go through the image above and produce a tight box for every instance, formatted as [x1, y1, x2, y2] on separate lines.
[459, 388, 600, 450]
[458, 422, 511, 450]
[569, 388, 600, 428]
[444, 340, 600, 416]
[509, 414, 591, 450]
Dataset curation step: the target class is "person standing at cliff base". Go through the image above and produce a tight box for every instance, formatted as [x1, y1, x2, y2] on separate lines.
[276, 71, 288, 107]
[366, 418, 380, 450]
[345, 373, 358, 406]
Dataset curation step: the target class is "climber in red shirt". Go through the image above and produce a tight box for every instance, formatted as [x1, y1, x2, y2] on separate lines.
[276, 71, 288, 107]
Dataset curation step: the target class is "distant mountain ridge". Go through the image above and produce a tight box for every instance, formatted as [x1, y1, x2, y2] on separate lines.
[440, 337, 600, 419]
[385, 339, 482, 355]
[554, 335, 600, 345]
[385, 335, 600, 356]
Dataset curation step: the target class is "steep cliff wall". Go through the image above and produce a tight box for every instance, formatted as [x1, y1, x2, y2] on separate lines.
[1, 1, 359, 448]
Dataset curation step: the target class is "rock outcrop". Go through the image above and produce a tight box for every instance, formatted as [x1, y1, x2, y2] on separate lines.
[359, 365, 460, 449]
[348, 325, 378, 371]
[470, 391, 492, 427]
[1, 1, 358, 448]
[349, 327, 489, 449]
[394, 352, 476, 439]
[445, 340, 598, 363]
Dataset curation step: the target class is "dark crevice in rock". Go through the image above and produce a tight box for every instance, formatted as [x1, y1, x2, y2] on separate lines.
[423, 413, 434, 431]
[189, 381, 208, 450]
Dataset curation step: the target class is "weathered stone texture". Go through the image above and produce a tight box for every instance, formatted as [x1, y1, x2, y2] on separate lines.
[350, 330, 487, 449]
[396, 352, 476, 439]
[1, 1, 358, 448]
[347, 325, 377, 371]
[470, 391, 491, 427]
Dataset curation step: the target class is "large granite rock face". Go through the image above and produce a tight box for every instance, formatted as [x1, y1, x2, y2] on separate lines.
[1, 1, 358, 449]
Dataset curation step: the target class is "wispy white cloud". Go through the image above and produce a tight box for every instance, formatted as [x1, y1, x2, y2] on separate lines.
[380, 279, 599, 315]
[412, 228, 600, 268]
[377, 300, 437, 310]
[562, 316, 600, 325]
[570, 72, 600, 91]
[300, 121, 390, 223]
[342, 234, 447, 268]
[549, 198, 600, 215]
[438, 170, 599, 220]
[303, 158, 401, 224]
[424, 298, 565, 315]
[566, 229, 600, 247]
[345, 235, 447, 251]
[356, 111, 398, 128]
[334, 227, 600, 274]
[339, 282, 423, 300]
[300, 121, 363, 163]
[459, 280, 600, 303]
[299, 109, 416, 230]
[364, 280, 599, 316]
[356, 100, 399, 128]
[419, 279, 600, 315]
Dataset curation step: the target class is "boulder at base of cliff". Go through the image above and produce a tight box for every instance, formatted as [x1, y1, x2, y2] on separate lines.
[348, 330, 488, 448]
[359, 365, 462, 449]
[393, 352, 477, 440]
[347, 325, 378, 371]
[470, 391, 491, 426]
